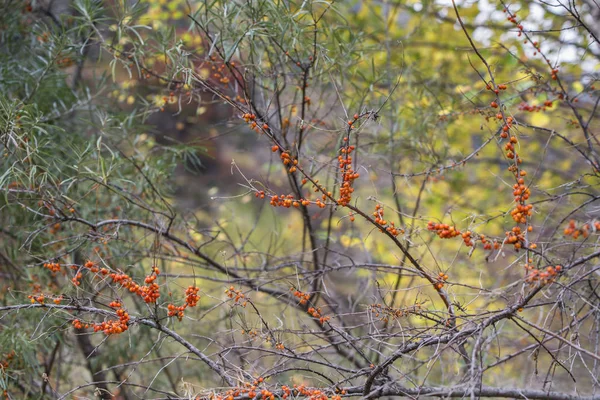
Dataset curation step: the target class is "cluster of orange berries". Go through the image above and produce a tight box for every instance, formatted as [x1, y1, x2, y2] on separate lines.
[72, 272, 83, 286]
[242, 112, 268, 134]
[504, 138, 522, 164]
[337, 136, 359, 207]
[240, 328, 258, 337]
[499, 115, 514, 137]
[28, 293, 45, 304]
[461, 231, 474, 247]
[427, 221, 460, 239]
[369, 303, 421, 323]
[427, 222, 499, 251]
[564, 220, 600, 239]
[307, 306, 330, 325]
[84, 260, 101, 273]
[525, 264, 562, 285]
[480, 234, 498, 250]
[100, 301, 130, 335]
[28, 293, 61, 304]
[209, 56, 236, 85]
[0, 351, 15, 370]
[434, 272, 449, 290]
[109, 266, 161, 304]
[486, 83, 508, 96]
[69, 302, 115, 333]
[497, 111, 535, 250]
[96, 308, 130, 335]
[505, 226, 532, 250]
[280, 151, 299, 173]
[186, 286, 200, 307]
[215, 386, 260, 400]
[72, 319, 86, 329]
[292, 384, 342, 400]
[225, 286, 247, 307]
[234, 94, 246, 105]
[291, 287, 310, 305]
[43, 262, 61, 273]
[518, 102, 548, 113]
[167, 304, 186, 320]
[206, 378, 344, 400]
[504, 9, 524, 37]
[71, 301, 130, 335]
[258, 388, 276, 400]
[70, 260, 106, 286]
[269, 194, 317, 208]
[373, 205, 401, 236]
[200, 383, 346, 400]
[510, 201, 533, 225]
[165, 286, 201, 320]
[48, 222, 61, 235]
[509, 175, 532, 223]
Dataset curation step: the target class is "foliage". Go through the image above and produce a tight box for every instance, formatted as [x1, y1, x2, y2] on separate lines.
[1, 0, 599, 399]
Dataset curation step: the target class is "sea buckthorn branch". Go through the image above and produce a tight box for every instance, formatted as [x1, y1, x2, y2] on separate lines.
[257, 155, 461, 330]
[383, 174, 430, 343]
[237, 105, 455, 320]
[183, 56, 326, 305]
[337, 115, 360, 208]
[187, 15, 300, 157]
[251, 155, 458, 328]
[287, 286, 371, 370]
[451, 2, 547, 256]
[57, 216, 291, 299]
[155, 262, 422, 287]
[562, 219, 600, 240]
[362, 245, 600, 397]
[108, 23, 329, 311]
[0, 303, 235, 386]
[501, 2, 600, 169]
[296, 29, 317, 152]
[371, 259, 599, 397]
[214, 344, 360, 376]
[182, 380, 600, 400]
[451, 0, 501, 96]
[167, 285, 201, 321]
[343, 202, 458, 323]
[54, 215, 368, 370]
[362, 276, 555, 396]
[356, 383, 600, 400]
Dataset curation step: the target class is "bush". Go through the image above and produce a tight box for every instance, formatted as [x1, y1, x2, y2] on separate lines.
[1, 0, 599, 399]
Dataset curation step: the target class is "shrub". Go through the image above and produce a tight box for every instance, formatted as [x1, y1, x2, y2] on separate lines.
[1, 0, 599, 399]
